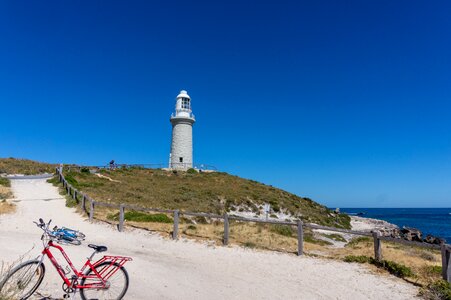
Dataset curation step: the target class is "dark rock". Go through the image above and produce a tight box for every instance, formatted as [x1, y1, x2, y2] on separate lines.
[424, 234, 445, 245]
[401, 226, 422, 242]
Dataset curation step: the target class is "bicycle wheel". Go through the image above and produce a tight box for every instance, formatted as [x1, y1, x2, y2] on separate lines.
[0, 260, 45, 300]
[80, 262, 129, 300]
[58, 236, 82, 246]
[66, 237, 82, 246]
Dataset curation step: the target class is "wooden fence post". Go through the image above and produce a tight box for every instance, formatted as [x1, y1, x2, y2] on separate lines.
[373, 231, 382, 262]
[441, 243, 451, 282]
[297, 220, 304, 256]
[119, 204, 125, 232]
[172, 210, 179, 240]
[73, 189, 77, 200]
[81, 194, 86, 211]
[89, 199, 94, 222]
[223, 213, 229, 246]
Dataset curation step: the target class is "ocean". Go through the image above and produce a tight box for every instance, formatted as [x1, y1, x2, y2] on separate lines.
[340, 208, 451, 243]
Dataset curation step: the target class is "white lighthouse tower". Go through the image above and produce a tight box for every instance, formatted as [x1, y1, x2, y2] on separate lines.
[169, 90, 195, 170]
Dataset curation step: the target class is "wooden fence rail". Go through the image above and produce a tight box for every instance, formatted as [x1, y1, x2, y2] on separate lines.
[55, 168, 451, 282]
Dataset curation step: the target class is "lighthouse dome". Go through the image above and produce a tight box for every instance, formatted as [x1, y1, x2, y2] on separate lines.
[176, 90, 190, 99]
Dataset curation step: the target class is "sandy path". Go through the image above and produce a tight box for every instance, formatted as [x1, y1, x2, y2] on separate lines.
[0, 178, 419, 300]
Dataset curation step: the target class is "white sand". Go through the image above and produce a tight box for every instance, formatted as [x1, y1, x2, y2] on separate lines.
[0, 178, 419, 299]
[351, 216, 398, 232]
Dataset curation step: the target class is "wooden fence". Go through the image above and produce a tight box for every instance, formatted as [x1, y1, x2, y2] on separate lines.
[55, 168, 451, 282]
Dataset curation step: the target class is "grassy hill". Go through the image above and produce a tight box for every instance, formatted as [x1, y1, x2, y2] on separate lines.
[62, 167, 351, 229]
[0, 158, 56, 175]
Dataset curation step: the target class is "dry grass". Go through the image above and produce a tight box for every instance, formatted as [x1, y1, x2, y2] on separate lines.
[327, 237, 443, 286]
[0, 158, 56, 175]
[0, 200, 15, 215]
[0, 178, 13, 212]
[0, 186, 12, 201]
[89, 205, 329, 252]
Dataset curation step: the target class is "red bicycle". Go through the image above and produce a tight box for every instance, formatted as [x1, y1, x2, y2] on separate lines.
[0, 219, 132, 300]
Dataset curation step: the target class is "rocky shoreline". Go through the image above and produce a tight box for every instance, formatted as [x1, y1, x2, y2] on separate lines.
[350, 216, 445, 245]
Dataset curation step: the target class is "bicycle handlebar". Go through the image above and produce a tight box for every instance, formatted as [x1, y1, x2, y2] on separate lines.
[34, 218, 55, 241]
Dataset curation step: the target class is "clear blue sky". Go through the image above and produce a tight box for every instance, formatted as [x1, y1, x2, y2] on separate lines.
[1, 1, 450, 208]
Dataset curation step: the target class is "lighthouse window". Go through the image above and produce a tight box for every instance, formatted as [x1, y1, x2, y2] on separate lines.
[181, 98, 190, 109]
[179, 157, 183, 162]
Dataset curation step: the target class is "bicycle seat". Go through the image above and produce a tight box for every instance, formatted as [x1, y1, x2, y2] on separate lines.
[88, 244, 108, 252]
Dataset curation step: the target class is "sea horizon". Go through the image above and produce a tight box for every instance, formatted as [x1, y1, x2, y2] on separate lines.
[339, 207, 451, 242]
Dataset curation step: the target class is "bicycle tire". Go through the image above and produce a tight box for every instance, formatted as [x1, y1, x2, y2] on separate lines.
[57, 236, 82, 246]
[0, 260, 45, 300]
[67, 238, 82, 246]
[79, 262, 129, 300]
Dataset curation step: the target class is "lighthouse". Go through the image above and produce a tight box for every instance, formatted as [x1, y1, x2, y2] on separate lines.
[169, 90, 195, 170]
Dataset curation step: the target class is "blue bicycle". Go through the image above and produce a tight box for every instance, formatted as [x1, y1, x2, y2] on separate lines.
[51, 226, 86, 246]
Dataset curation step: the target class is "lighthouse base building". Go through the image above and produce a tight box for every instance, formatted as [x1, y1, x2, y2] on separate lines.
[169, 90, 195, 170]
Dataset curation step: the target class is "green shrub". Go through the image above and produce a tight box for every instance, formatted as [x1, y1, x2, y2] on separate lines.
[376, 260, 415, 278]
[0, 177, 10, 187]
[420, 280, 451, 300]
[65, 197, 78, 208]
[270, 224, 294, 237]
[64, 173, 78, 187]
[80, 167, 90, 173]
[243, 242, 256, 248]
[126, 211, 172, 223]
[46, 176, 59, 185]
[187, 225, 197, 230]
[187, 168, 197, 174]
[343, 255, 371, 263]
[336, 214, 352, 229]
[109, 211, 173, 223]
[78, 182, 104, 188]
[343, 256, 415, 279]
[423, 265, 443, 275]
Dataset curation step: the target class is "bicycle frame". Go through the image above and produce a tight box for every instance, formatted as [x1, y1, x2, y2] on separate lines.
[42, 240, 132, 289]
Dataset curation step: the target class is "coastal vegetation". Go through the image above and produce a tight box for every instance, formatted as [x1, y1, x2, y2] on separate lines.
[58, 167, 351, 229]
[343, 255, 414, 278]
[0, 158, 56, 175]
[108, 211, 173, 223]
[420, 279, 451, 300]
